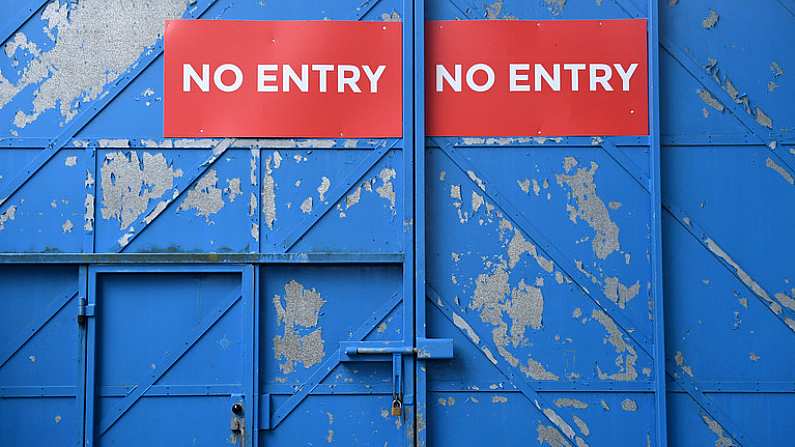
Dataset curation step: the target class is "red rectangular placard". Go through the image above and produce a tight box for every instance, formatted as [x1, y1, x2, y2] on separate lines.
[426, 20, 649, 137]
[164, 20, 402, 138]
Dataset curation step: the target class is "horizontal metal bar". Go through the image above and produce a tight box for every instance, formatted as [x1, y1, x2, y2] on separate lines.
[427, 381, 657, 393]
[348, 346, 413, 356]
[0, 137, 403, 150]
[339, 341, 413, 362]
[425, 135, 649, 148]
[99, 384, 240, 398]
[667, 381, 795, 394]
[0, 386, 78, 398]
[0, 252, 404, 264]
[263, 384, 394, 396]
[662, 134, 795, 147]
[0, 135, 792, 150]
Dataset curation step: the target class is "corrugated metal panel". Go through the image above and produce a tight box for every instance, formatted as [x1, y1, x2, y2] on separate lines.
[0, 0, 793, 446]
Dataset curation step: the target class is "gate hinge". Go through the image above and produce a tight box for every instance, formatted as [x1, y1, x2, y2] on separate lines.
[77, 298, 95, 324]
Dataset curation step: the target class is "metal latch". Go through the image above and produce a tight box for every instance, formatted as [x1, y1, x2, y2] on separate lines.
[339, 339, 454, 362]
[77, 297, 95, 325]
[338, 339, 453, 419]
[229, 398, 246, 447]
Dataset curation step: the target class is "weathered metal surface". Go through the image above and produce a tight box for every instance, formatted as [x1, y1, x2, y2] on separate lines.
[1, 0, 793, 446]
[0, 0, 413, 446]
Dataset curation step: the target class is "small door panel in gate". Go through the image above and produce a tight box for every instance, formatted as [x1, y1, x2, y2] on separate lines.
[0, 265, 81, 446]
[259, 265, 410, 446]
[86, 266, 253, 446]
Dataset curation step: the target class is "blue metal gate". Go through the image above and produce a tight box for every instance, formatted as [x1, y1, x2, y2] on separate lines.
[1, 0, 794, 446]
[0, 0, 417, 446]
[417, 1, 667, 446]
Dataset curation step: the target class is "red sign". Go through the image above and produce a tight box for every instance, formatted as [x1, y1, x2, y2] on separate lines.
[426, 20, 649, 136]
[164, 20, 402, 138]
[164, 20, 648, 138]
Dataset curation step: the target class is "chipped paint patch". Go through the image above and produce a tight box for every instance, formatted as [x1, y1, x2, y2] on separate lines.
[248, 192, 257, 217]
[492, 395, 508, 404]
[572, 415, 589, 437]
[62, 219, 73, 233]
[702, 414, 736, 447]
[471, 264, 510, 326]
[98, 139, 130, 148]
[771, 61, 784, 77]
[65, 156, 77, 167]
[592, 309, 638, 381]
[3, 0, 189, 124]
[507, 279, 544, 343]
[674, 351, 695, 377]
[84, 194, 94, 231]
[702, 9, 719, 29]
[755, 107, 773, 129]
[775, 292, 795, 312]
[117, 230, 134, 248]
[557, 159, 620, 259]
[262, 154, 277, 229]
[507, 227, 554, 272]
[765, 158, 794, 185]
[346, 186, 362, 209]
[251, 223, 259, 242]
[522, 358, 559, 380]
[482, 346, 498, 364]
[518, 179, 531, 193]
[450, 184, 461, 200]
[486, 0, 504, 19]
[469, 192, 484, 215]
[273, 280, 326, 374]
[317, 176, 331, 202]
[621, 399, 638, 412]
[453, 312, 481, 344]
[467, 170, 486, 191]
[697, 89, 725, 112]
[300, 196, 313, 214]
[544, 0, 567, 16]
[543, 408, 576, 440]
[554, 398, 588, 409]
[381, 11, 401, 21]
[603, 277, 640, 309]
[100, 152, 182, 229]
[177, 169, 224, 221]
[0, 205, 17, 230]
[537, 424, 572, 447]
[704, 238, 784, 317]
[438, 396, 456, 406]
[225, 178, 241, 202]
[376, 168, 397, 210]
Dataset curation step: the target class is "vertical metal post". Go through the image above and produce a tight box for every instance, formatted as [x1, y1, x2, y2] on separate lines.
[413, 0, 427, 445]
[252, 266, 261, 445]
[241, 265, 255, 447]
[401, 0, 417, 445]
[648, 0, 669, 445]
[84, 267, 98, 446]
[77, 265, 89, 447]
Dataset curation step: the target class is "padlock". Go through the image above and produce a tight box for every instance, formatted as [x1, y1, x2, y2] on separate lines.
[391, 398, 402, 416]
